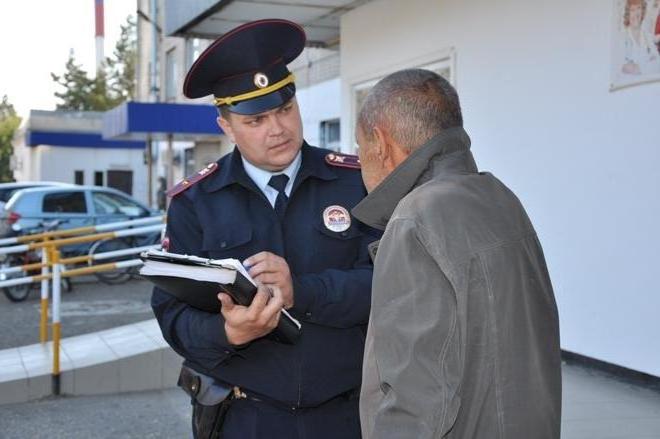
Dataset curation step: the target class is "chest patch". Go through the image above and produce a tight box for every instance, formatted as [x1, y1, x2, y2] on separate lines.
[323, 205, 351, 232]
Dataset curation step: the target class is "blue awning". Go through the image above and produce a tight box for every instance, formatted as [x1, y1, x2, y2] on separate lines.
[26, 130, 145, 149]
[102, 101, 222, 141]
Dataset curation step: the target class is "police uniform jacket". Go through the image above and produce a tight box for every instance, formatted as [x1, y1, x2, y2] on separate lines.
[152, 142, 378, 408]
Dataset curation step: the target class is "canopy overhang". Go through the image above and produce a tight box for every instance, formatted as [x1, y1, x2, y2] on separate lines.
[164, 0, 373, 46]
[102, 101, 222, 142]
[26, 130, 145, 149]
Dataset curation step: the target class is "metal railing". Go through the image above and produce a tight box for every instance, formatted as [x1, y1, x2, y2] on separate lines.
[0, 215, 166, 395]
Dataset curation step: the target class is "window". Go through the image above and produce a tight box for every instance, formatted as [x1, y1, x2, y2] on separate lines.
[350, 51, 456, 152]
[184, 147, 195, 177]
[94, 171, 104, 186]
[92, 191, 147, 217]
[320, 119, 341, 151]
[0, 186, 30, 202]
[0, 189, 12, 202]
[165, 48, 178, 102]
[107, 170, 133, 195]
[43, 192, 87, 213]
[185, 38, 204, 69]
[74, 170, 84, 185]
[351, 77, 379, 153]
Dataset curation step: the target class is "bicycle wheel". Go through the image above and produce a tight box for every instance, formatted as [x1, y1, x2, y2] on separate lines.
[1, 254, 33, 302]
[2, 282, 32, 302]
[88, 238, 134, 285]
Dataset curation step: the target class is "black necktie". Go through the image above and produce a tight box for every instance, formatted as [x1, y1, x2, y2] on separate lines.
[268, 174, 289, 220]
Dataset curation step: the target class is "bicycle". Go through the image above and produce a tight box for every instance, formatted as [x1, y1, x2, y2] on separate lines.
[1, 219, 73, 302]
[1, 219, 162, 301]
[87, 231, 160, 285]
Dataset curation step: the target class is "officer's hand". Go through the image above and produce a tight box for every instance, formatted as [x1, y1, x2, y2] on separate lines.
[244, 252, 294, 309]
[217, 285, 283, 346]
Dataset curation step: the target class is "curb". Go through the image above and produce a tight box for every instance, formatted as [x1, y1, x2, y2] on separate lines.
[0, 319, 182, 405]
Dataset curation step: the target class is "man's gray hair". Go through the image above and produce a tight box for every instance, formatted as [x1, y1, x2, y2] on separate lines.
[357, 69, 462, 152]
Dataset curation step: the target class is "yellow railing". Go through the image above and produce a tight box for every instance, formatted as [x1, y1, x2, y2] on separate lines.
[0, 216, 165, 396]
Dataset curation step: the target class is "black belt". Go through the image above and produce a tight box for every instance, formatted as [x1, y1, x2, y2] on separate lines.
[179, 365, 359, 414]
[232, 386, 360, 414]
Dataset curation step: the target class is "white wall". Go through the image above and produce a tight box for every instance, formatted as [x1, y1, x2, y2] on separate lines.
[342, 0, 660, 375]
[296, 77, 342, 148]
[35, 146, 148, 203]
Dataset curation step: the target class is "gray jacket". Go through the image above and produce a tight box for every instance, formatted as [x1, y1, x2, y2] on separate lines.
[353, 128, 561, 439]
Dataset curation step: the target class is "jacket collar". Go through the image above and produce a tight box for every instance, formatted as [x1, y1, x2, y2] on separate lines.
[291, 141, 337, 191]
[202, 141, 336, 194]
[352, 127, 477, 230]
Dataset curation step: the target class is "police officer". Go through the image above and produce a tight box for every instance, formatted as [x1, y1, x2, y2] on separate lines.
[151, 19, 377, 439]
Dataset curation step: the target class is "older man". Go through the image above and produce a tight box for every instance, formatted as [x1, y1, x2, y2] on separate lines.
[353, 69, 561, 439]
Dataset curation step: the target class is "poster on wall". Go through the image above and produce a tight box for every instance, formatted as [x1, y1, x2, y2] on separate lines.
[611, 0, 660, 90]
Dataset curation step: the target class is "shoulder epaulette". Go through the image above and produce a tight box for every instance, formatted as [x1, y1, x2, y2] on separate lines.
[166, 162, 219, 197]
[325, 152, 361, 170]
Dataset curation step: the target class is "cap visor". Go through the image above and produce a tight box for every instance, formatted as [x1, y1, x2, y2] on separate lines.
[226, 84, 296, 115]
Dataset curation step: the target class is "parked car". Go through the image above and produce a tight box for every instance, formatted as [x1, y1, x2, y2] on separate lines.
[0, 185, 160, 239]
[0, 186, 162, 298]
[0, 181, 74, 210]
[0, 186, 161, 301]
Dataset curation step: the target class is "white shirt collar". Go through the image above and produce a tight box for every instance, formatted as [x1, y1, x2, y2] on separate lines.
[242, 151, 302, 205]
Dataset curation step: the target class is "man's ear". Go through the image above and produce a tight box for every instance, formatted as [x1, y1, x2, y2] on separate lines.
[372, 126, 389, 161]
[373, 124, 407, 171]
[217, 116, 235, 143]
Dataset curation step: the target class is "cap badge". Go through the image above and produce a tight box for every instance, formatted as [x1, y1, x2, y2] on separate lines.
[254, 72, 269, 89]
[323, 205, 351, 233]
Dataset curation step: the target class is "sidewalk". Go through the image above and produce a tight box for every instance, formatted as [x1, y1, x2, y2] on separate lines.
[0, 278, 154, 349]
[1, 363, 658, 438]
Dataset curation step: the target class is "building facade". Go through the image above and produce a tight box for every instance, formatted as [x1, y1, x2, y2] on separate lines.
[339, 0, 660, 377]
[13, 110, 147, 201]
[156, 0, 660, 378]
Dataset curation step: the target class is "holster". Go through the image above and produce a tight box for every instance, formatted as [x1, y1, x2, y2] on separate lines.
[178, 365, 234, 439]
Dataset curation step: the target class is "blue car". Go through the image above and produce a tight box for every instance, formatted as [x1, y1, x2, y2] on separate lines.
[0, 185, 160, 239]
[0, 186, 163, 301]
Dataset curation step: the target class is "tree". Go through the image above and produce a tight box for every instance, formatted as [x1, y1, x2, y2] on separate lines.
[106, 15, 137, 102]
[51, 15, 136, 111]
[0, 96, 21, 182]
[51, 52, 121, 111]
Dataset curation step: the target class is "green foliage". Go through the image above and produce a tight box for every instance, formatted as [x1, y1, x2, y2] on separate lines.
[51, 54, 122, 111]
[51, 15, 137, 111]
[107, 15, 137, 102]
[0, 96, 21, 182]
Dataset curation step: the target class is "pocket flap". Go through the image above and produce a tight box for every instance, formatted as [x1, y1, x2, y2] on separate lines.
[314, 220, 362, 240]
[202, 226, 252, 252]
